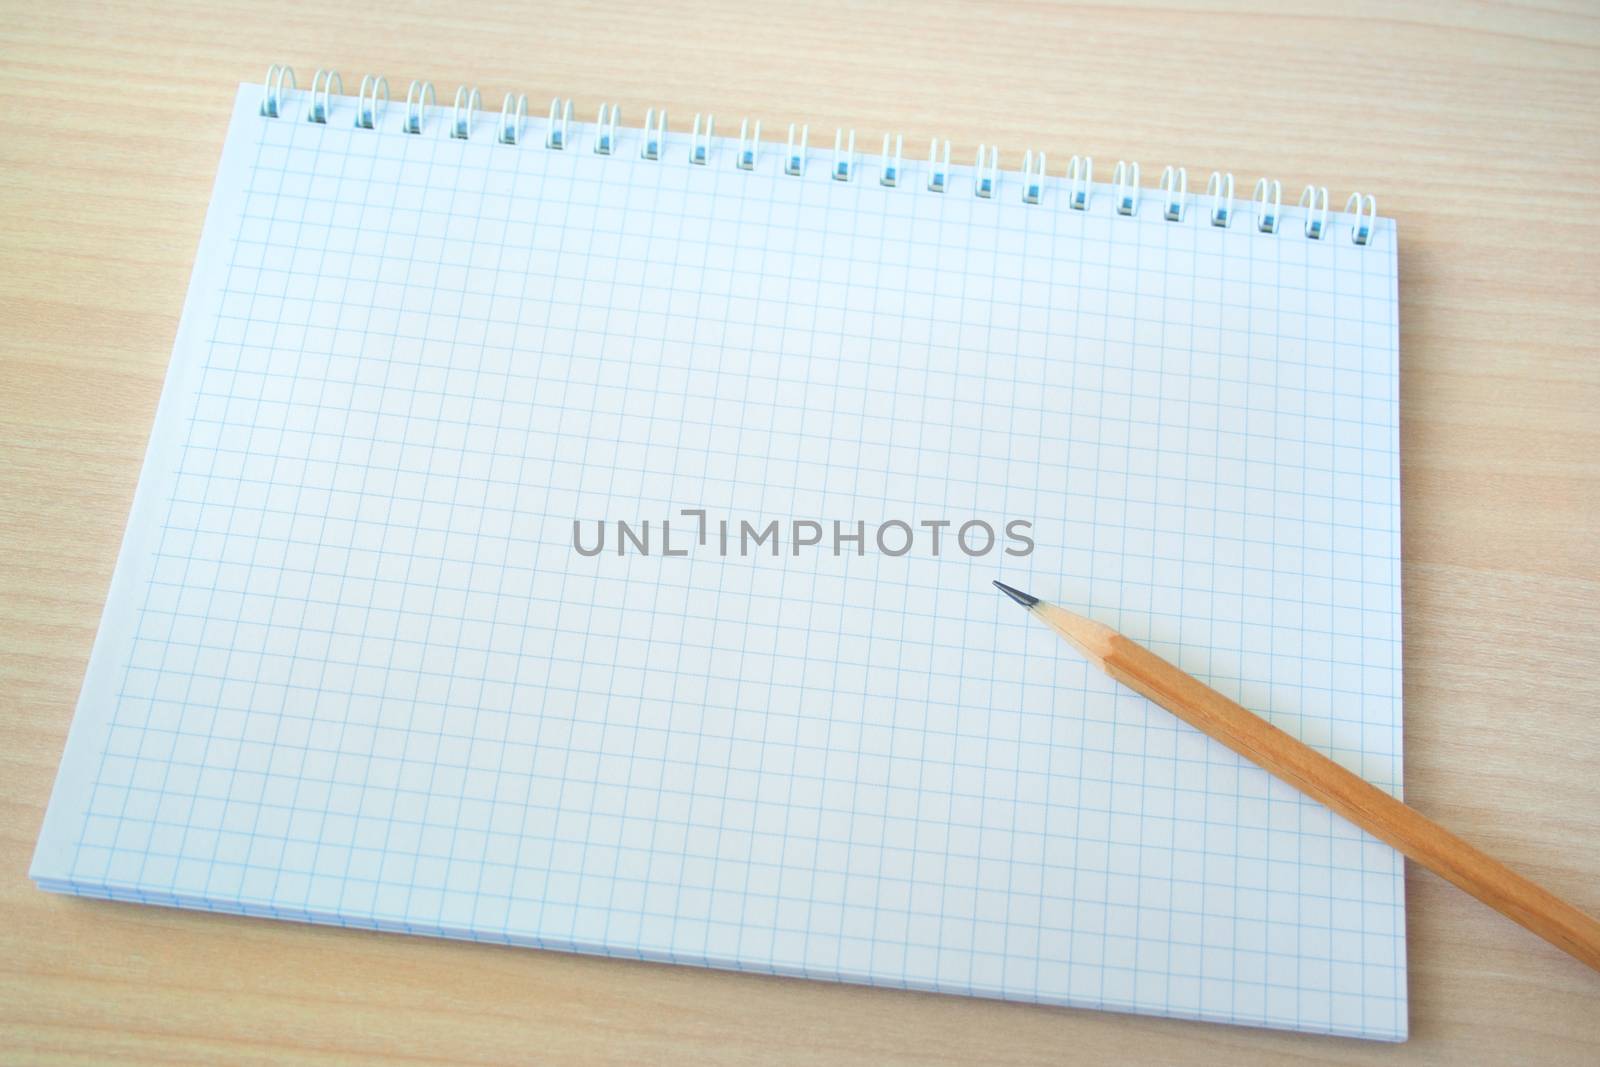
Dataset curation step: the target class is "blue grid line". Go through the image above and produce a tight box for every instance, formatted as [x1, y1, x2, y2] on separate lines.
[439, 122, 538, 935]
[145, 110, 332, 903]
[552, 131, 627, 950]
[323, 114, 446, 919]
[277, 110, 396, 918]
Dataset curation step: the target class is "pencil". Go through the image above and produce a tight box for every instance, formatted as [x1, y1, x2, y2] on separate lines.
[992, 580, 1600, 973]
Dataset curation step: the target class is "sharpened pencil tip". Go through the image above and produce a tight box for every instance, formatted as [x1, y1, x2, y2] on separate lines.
[992, 580, 1040, 610]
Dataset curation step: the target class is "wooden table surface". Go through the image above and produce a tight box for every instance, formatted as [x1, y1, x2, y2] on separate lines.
[3, 1, 1597, 1062]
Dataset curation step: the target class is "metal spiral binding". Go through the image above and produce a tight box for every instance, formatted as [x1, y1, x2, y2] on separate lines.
[1113, 161, 1140, 216]
[594, 104, 620, 155]
[1345, 193, 1377, 246]
[1021, 150, 1045, 205]
[785, 124, 808, 176]
[832, 130, 855, 182]
[257, 64, 1382, 246]
[260, 64, 295, 118]
[451, 86, 480, 140]
[927, 140, 950, 193]
[737, 120, 761, 170]
[1160, 166, 1187, 222]
[690, 114, 715, 165]
[1253, 178, 1282, 234]
[306, 69, 342, 124]
[500, 94, 527, 145]
[641, 109, 666, 160]
[973, 146, 998, 198]
[355, 76, 388, 130]
[404, 80, 434, 134]
[1207, 172, 1234, 227]
[879, 135, 902, 187]
[1067, 156, 1092, 211]
[1299, 185, 1329, 240]
[546, 99, 572, 149]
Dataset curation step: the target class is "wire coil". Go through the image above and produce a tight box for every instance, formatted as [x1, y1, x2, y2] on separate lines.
[355, 75, 388, 130]
[256, 64, 1382, 246]
[404, 80, 434, 134]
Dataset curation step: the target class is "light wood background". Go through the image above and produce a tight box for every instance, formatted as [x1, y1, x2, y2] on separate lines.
[3, 1, 1597, 1062]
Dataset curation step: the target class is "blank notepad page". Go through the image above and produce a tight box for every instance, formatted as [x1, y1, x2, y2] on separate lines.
[34, 83, 1405, 1039]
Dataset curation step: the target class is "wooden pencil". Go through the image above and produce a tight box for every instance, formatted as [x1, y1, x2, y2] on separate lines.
[992, 580, 1600, 973]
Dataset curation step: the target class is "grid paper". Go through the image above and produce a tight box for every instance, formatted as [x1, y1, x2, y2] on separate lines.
[33, 83, 1405, 1040]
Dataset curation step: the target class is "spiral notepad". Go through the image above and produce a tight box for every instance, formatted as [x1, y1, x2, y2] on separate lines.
[34, 67, 1405, 1040]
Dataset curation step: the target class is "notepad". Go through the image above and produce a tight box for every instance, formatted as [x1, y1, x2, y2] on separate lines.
[34, 74, 1405, 1040]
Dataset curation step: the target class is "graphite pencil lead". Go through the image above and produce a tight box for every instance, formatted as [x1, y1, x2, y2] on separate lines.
[992, 580, 1039, 610]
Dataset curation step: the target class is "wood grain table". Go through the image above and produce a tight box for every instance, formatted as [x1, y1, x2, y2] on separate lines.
[3, 1, 1597, 1062]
